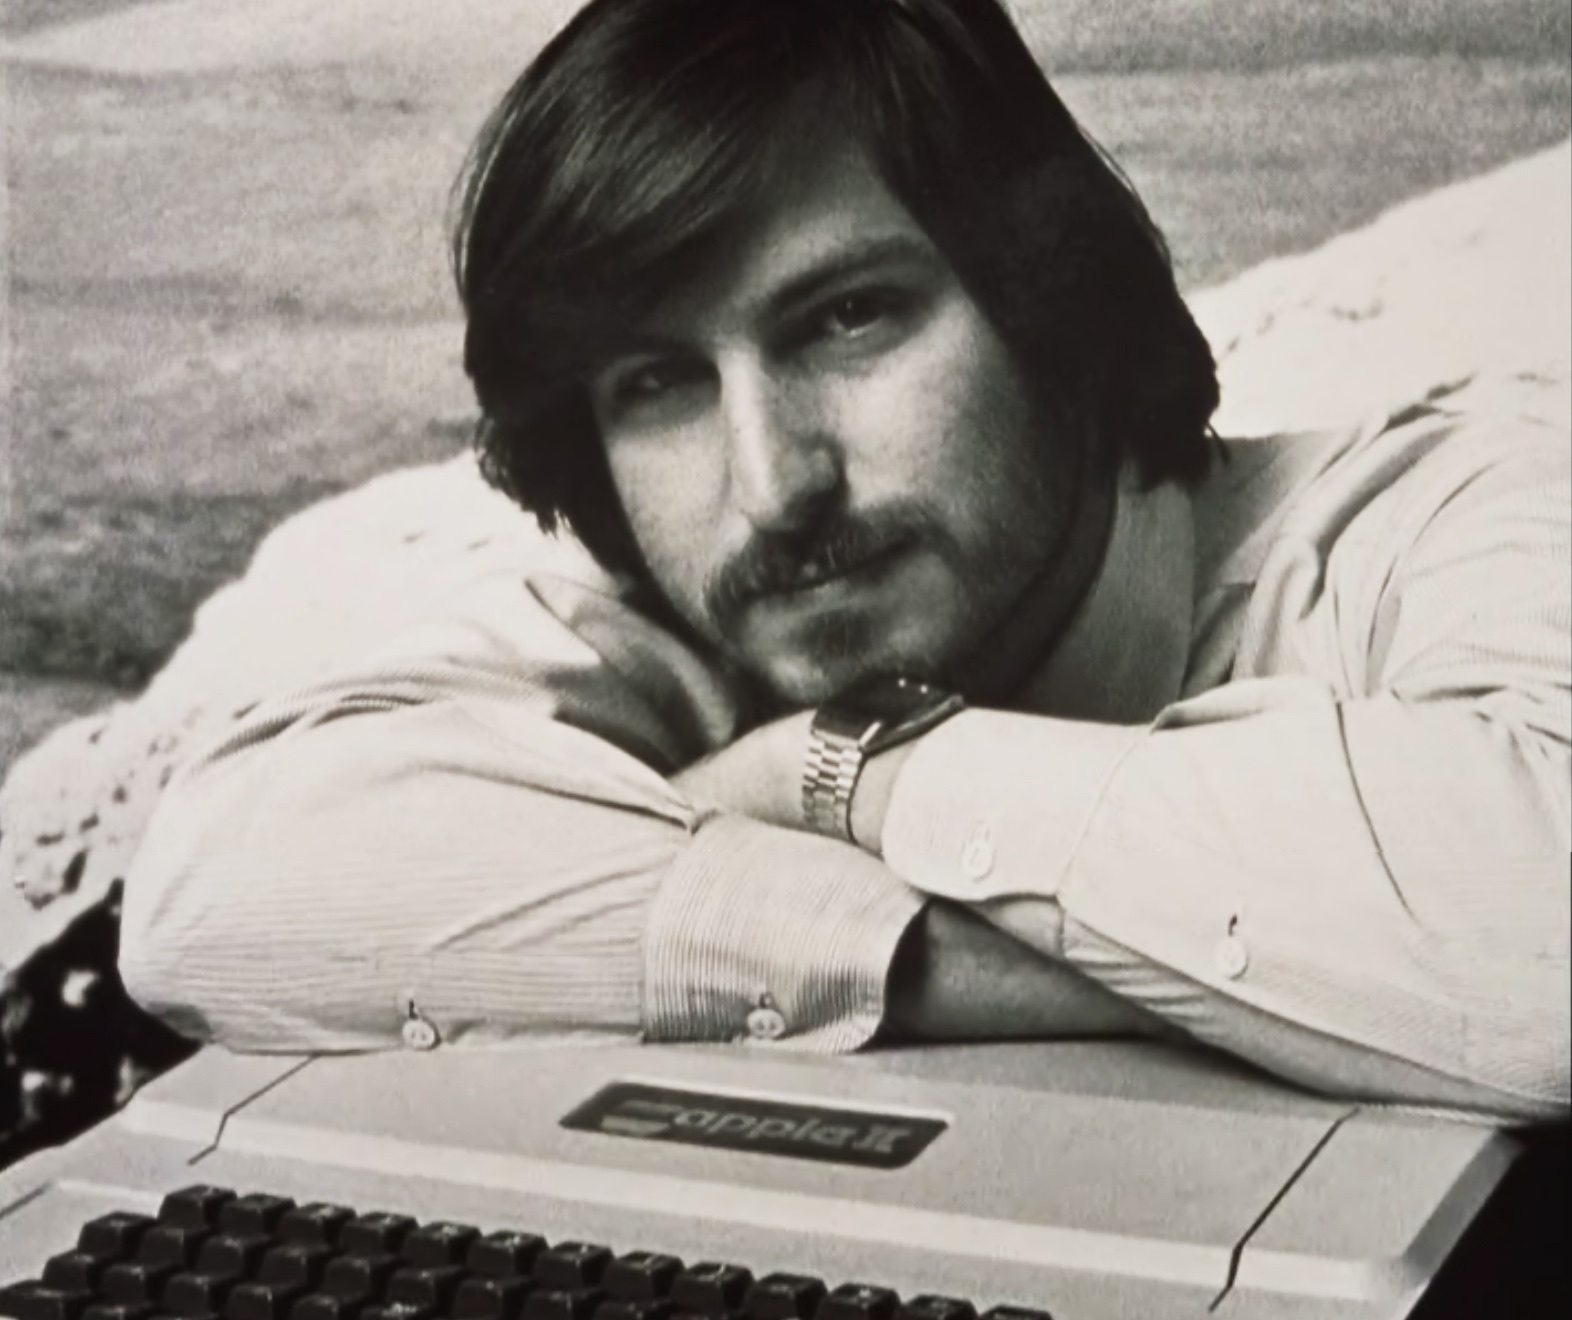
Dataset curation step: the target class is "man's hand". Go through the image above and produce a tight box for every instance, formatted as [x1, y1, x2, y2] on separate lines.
[671, 711, 812, 833]
[671, 710, 918, 852]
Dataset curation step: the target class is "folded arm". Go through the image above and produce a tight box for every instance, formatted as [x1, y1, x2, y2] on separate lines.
[873, 422, 1570, 1121]
[119, 569, 925, 1053]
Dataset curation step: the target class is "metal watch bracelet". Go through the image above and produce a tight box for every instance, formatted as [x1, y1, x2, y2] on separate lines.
[801, 724, 870, 842]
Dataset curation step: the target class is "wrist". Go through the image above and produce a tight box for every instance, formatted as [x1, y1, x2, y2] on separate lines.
[801, 675, 963, 845]
[848, 740, 917, 855]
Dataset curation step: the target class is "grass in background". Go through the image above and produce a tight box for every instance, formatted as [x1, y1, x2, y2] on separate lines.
[1016, 0, 1571, 72]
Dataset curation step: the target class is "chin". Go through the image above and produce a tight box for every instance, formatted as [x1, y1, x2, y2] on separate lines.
[738, 591, 971, 708]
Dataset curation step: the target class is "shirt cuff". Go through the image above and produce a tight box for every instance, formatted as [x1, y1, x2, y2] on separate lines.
[881, 709, 1145, 945]
[643, 813, 927, 1051]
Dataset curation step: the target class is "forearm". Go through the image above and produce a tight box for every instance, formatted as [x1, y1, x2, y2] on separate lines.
[879, 700, 1569, 1120]
[123, 695, 924, 1053]
[882, 901, 1169, 1043]
[120, 703, 666, 1049]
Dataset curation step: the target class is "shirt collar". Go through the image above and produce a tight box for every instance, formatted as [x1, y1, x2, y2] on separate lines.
[1193, 421, 1383, 588]
[1013, 467, 1196, 724]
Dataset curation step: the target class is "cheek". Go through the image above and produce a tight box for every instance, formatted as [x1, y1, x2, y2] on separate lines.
[861, 309, 1052, 517]
[607, 444, 717, 614]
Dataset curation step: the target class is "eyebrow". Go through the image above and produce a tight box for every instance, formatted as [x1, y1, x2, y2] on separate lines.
[758, 233, 941, 323]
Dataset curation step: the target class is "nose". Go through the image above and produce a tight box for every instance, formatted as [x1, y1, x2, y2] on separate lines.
[720, 357, 841, 533]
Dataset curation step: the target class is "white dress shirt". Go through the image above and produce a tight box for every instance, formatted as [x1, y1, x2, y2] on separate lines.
[120, 393, 1570, 1122]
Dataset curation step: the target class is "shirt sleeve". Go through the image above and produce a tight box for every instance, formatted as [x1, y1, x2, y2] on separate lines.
[883, 417, 1570, 1122]
[120, 565, 923, 1053]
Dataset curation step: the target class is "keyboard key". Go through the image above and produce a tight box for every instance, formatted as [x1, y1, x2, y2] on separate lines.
[533, 1245, 611, 1291]
[256, 1246, 333, 1291]
[744, 1273, 826, 1320]
[0, 1283, 92, 1320]
[78, 1216, 156, 1263]
[277, 1206, 355, 1250]
[42, 1255, 106, 1295]
[670, 1264, 753, 1314]
[979, 1310, 1053, 1320]
[450, 1276, 533, 1320]
[100, 1262, 179, 1308]
[602, 1253, 682, 1303]
[194, 1236, 271, 1282]
[385, 1267, 464, 1312]
[322, 1255, 399, 1300]
[158, 1189, 238, 1233]
[896, 1300, 976, 1320]
[216, 1198, 297, 1241]
[820, 1285, 899, 1320]
[138, 1227, 211, 1271]
[520, 1290, 602, 1320]
[162, 1273, 239, 1318]
[340, 1216, 418, 1259]
[400, 1223, 479, 1269]
[225, 1282, 306, 1320]
[468, 1233, 546, 1279]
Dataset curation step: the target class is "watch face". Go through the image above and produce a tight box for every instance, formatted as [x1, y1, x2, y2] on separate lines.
[838, 674, 954, 724]
[811, 674, 964, 762]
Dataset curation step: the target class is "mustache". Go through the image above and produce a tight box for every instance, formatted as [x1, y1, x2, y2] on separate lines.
[704, 503, 938, 623]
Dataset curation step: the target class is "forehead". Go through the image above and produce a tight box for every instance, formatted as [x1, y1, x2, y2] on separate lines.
[641, 142, 941, 333]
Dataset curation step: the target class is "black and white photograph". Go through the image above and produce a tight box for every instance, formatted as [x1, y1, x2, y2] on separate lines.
[2, 2, 1568, 1316]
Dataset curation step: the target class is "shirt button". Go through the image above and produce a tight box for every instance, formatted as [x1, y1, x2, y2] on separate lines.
[960, 823, 995, 882]
[1216, 935, 1250, 980]
[402, 1012, 439, 1050]
[746, 1005, 787, 1041]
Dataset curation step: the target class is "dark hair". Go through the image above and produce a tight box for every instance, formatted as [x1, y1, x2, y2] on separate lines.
[453, 0, 1219, 574]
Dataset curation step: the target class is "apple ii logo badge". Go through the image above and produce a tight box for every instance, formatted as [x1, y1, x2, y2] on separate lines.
[562, 1083, 947, 1169]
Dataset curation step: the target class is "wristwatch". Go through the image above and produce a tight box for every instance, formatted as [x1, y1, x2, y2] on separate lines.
[802, 675, 965, 842]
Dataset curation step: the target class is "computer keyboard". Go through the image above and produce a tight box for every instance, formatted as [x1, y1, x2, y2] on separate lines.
[0, 1042, 1524, 1320]
[1, 1184, 1045, 1320]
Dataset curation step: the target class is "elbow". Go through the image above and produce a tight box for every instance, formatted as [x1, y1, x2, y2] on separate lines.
[1439, 920, 1571, 1124]
[1457, 991, 1571, 1126]
[119, 938, 215, 1047]
[1160, 959, 1570, 1125]
[117, 768, 396, 1055]
[117, 766, 249, 1046]
[1367, 979, 1571, 1126]
[1440, 1068, 1568, 1129]
[119, 835, 219, 1046]
[1369, 972, 1571, 1124]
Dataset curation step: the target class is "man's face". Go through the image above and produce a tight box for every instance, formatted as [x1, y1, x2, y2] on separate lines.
[590, 142, 1103, 709]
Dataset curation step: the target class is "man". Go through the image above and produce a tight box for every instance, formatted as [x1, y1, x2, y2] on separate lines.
[121, 0, 1568, 1122]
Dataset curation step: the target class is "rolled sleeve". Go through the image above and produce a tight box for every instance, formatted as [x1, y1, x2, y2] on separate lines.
[644, 812, 927, 1051]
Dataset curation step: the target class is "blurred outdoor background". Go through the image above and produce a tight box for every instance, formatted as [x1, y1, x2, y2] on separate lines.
[0, 0, 1569, 1163]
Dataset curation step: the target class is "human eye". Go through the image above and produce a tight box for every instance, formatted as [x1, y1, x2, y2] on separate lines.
[616, 360, 691, 403]
[814, 289, 906, 340]
[596, 357, 706, 419]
